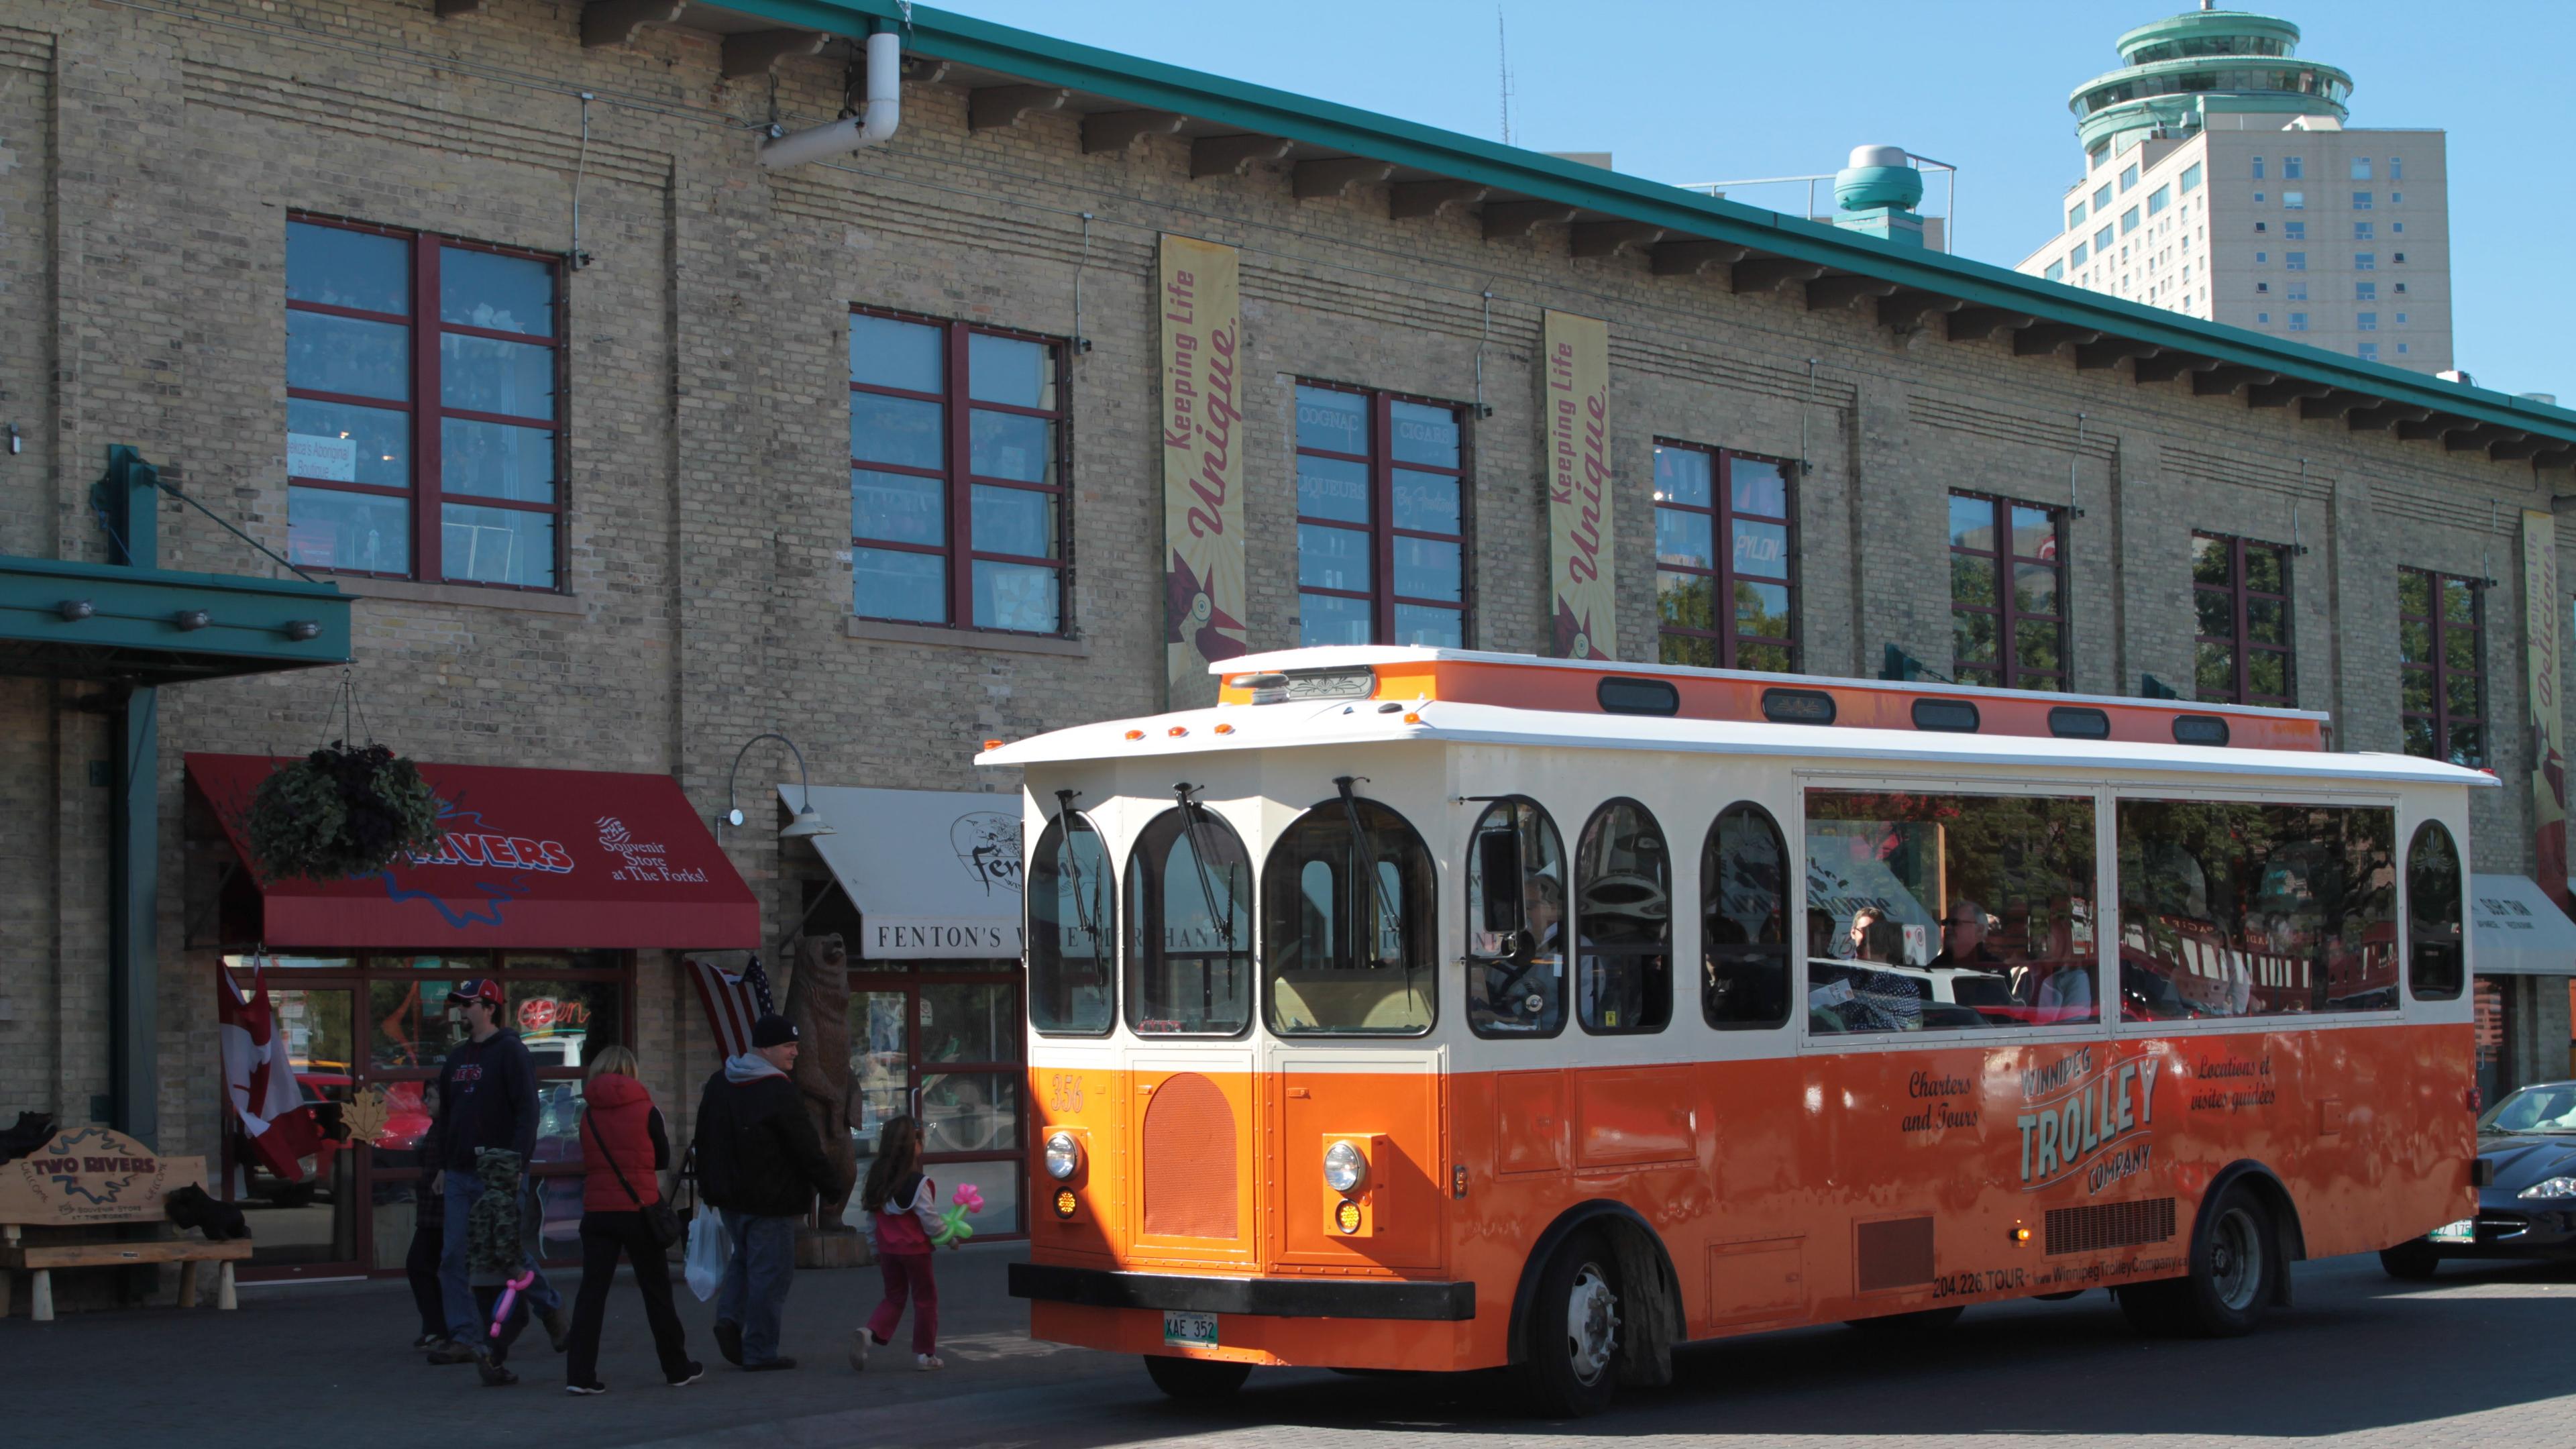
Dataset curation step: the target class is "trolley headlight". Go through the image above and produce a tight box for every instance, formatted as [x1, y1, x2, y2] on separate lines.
[1044, 1131, 1083, 1181]
[2518, 1175, 2576, 1201]
[1323, 1140, 1368, 1194]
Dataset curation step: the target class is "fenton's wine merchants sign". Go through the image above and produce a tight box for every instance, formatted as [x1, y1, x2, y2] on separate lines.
[1543, 310, 1614, 659]
[1161, 233, 1248, 708]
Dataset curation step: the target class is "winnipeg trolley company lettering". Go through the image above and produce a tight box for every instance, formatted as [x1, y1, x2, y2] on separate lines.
[2016, 1049, 2163, 1193]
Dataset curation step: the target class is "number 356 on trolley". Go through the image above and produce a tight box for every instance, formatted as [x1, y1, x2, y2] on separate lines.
[985, 646, 2481, 1417]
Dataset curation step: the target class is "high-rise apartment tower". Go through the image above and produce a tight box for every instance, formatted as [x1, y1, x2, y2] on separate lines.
[2014, 7, 2452, 375]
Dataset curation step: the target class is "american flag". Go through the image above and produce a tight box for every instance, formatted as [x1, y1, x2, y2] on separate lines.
[687, 952, 775, 1060]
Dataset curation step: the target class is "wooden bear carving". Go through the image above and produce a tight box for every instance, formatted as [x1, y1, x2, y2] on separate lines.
[782, 932, 861, 1221]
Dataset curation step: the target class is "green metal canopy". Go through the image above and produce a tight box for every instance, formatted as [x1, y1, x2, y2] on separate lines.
[0, 553, 351, 686]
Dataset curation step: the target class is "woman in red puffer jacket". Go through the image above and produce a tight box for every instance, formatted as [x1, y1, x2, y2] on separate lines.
[564, 1046, 701, 1394]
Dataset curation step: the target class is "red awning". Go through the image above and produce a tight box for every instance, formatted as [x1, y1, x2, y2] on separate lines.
[186, 753, 760, 951]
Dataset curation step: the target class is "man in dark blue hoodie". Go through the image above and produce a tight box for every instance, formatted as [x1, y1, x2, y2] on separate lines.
[426, 977, 568, 1367]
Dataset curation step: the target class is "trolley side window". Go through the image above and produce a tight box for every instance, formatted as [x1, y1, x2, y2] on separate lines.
[1125, 804, 1254, 1036]
[1261, 792, 1436, 1036]
[1576, 799, 1673, 1034]
[1464, 797, 1569, 1038]
[2404, 818, 2464, 1001]
[1704, 803, 1792, 1029]
[2116, 800, 2398, 1021]
[1805, 791, 2098, 1034]
[1028, 809, 1115, 1035]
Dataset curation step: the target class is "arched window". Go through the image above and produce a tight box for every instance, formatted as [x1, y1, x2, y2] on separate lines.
[1028, 805, 1115, 1034]
[1464, 796, 1568, 1037]
[2406, 819, 2463, 1001]
[1261, 786, 1436, 1036]
[1575, 799, 1672, 1034]
[1125, 799, 1253, 1036]
[1703, 803, 1791, 1028]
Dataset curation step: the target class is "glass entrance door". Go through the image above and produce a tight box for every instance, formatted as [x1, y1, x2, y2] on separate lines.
[845, 969, 1026, 1237]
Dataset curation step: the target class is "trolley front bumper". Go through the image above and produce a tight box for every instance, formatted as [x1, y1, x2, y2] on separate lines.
[1010, 1262, 1476, 1321]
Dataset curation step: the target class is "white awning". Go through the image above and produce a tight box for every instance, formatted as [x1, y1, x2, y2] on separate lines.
[2471, 873, 2576, 977]
[784, 786, 1024, 960]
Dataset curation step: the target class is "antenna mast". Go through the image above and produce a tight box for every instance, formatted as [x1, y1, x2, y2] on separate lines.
[1497, 7, 1515, 146]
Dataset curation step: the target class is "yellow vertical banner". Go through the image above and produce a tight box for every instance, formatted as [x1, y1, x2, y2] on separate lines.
[1542, 310, 1614, 659]
[2524, 509, 2567, 908]
[1160, 235, 1248, 707]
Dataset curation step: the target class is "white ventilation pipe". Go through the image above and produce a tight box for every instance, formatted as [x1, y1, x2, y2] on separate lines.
[757, 28, 900, 169]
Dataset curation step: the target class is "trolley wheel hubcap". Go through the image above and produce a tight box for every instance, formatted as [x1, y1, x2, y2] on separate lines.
[2211, 1206, 2263, 1312]
[1564, 1263, 1620, 1385]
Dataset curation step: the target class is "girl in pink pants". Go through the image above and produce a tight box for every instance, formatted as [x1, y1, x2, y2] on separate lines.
[854, 1116, 943, 1370]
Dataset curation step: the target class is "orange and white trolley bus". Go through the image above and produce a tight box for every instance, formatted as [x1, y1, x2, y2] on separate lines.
[985, 646, 2481, 1415]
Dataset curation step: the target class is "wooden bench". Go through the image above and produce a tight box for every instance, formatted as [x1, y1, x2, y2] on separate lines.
[0, 1124, 252, 1322]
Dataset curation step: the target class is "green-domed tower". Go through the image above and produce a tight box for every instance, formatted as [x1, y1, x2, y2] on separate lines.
[2068, 7, 2350, 168]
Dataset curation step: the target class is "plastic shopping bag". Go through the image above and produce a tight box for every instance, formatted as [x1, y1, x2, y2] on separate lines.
[684, 1208, 730, 1303]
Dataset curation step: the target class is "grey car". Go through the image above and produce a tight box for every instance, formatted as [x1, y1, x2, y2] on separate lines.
[2381, 1079, 2576, 1279]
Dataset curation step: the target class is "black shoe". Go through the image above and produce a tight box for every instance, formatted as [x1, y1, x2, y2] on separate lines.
[564, 1381, 607, 1396]
[667, 1362, 706, 1388]
[474, 1345, 518, 1388]
[413, 1333, 447, 1350]
[426, 1340, 477, 1365]
[541, 1306, 571, 1354]
[712, 1320, 743, 1366]
[741, 1356, 798, 1373]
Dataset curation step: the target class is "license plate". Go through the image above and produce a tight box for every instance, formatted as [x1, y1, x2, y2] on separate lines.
[2428, 1219, 2475, 1244]
[1163, 1310, 1218, 1348]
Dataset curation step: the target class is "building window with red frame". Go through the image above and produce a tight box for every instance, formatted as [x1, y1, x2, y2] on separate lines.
[1948, 492, 2067, 690]
[849, 309, 1067, 634]
[2192, 532, 2295, 706]
[1653, 442, 1796, 671]
[1293, 382, 1468, 647]
[2400, 566, 2485, 767]
[284, 217, 564, 589]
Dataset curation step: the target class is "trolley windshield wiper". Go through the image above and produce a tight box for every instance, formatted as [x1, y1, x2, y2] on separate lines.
[1334, 775, 1406, 979]
[1173, 783, 1237, 951]
[1051, 788, 1100, 955]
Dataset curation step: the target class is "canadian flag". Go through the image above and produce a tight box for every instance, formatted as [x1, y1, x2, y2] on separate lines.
[218, 962, 329, 1182]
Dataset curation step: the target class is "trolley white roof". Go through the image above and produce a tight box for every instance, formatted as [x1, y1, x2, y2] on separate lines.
[977, 696, 2495, 790]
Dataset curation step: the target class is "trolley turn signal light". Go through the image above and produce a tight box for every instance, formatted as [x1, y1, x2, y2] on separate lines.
[2010, 1224, 2032, 1245]
[1334, 1199, 1364, 1235]
[1053, 1187, 1079, 1220]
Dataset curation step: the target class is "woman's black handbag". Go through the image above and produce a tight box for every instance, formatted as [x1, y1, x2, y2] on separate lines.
[586, 1109, 685, 1250]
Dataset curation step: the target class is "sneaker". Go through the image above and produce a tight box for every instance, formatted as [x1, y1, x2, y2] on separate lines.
[847, 1331, 868, 1373]
[741, 1357, 798, 1373]
[915, 1353, 944, 1372]
[413, 1332, 447, 1349]
[712, 1320, 743, 1366]
[541, 1306, 572, 1354]
[426, 1340, 478, 1366]
[667, 1362, 706, 1389]
[564, 1381, 608, 1396]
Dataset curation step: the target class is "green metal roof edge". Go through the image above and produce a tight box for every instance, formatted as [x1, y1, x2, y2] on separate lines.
[714, 0, 2576, 451]
[0, 553, 353, 600]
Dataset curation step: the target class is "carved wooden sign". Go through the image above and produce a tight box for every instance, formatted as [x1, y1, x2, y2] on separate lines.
[0, 1125, 207, 1226]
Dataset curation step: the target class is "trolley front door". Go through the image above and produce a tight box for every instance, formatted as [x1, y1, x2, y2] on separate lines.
[849, 969, 1028, 1237]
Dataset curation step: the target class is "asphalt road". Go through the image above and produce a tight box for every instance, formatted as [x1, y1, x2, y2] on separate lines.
[10, 1244, 2573, 1448]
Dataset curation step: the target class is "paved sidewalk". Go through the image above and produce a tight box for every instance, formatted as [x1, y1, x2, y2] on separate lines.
[1, 1240, 1102, 1449]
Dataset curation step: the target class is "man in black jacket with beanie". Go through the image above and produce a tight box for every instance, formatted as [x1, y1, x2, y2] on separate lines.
[695, 1013, 848, 1371]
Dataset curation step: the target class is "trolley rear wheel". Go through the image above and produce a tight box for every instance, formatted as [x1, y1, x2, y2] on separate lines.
[2121, 1184, 2280, 1338]
[1142, 1354, 1251, 1401]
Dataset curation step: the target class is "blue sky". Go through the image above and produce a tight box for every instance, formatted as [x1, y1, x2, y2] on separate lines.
[945, 0, 2571, 402]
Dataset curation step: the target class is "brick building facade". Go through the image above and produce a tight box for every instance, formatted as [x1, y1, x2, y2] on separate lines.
[4, 0, 2573, 1281]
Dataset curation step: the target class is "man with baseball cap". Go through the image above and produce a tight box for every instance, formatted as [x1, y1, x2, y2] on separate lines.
[426, 977, 568, 1371]
[693, 1012, 849, 1371]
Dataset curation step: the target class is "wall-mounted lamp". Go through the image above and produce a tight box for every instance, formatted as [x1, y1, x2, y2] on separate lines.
[720, 731, 836, 843]
[6, 423, 21, 455]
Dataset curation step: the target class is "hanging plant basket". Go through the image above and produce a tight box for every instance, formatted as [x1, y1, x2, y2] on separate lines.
[245, 741, 446, 881]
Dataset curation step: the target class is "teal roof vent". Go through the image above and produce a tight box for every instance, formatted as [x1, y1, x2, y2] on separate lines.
[1835, 145, 1923, 213]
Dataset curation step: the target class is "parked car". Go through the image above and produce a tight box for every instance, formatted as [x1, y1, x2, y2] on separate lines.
[2381, 1079, 2576, 1278]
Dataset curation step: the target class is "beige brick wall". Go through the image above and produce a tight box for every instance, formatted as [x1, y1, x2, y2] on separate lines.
[1, 0, 2569, 1152]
